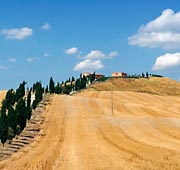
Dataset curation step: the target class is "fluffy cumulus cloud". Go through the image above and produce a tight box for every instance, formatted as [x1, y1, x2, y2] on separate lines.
[41, 22, 50, 30]
[85, 50, 105, 59]
[74, 59, 103, 71]
[27, 57, 36, 62]
[128, 9, 180, 49]
[73, 50, 117, 72]
[65, 47, 78, 55]
[44, 52, 50, 57]
[1, 27, 33, 40]
[8, 58, 16, 62]
[84, 50, 117, 60]
[0, 65, 8, 70]
[152, 52, 180, 70]
[107, 51, 118, 58]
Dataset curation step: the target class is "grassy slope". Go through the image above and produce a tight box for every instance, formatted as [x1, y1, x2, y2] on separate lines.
[88, 77, 180, 96]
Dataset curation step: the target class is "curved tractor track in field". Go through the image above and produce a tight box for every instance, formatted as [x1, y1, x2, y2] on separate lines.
[0, 90, 180, 170]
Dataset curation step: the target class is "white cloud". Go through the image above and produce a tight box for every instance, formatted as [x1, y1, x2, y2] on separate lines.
[80, 50, 117, 60]
[65, 47, 78, 55]
[73, 49, 117, 72]
[1, 27, 33, 40]
[73, 59, 103, 71]
[0, 65, 8, 70]
[85, 50, 105, 59]
[128, 9, 180, 49]
[8, 58, 16, 62]
[152, 52, 180, 70]
[27, 57, 36, 62]
[44, 52, 50, 57]
[41, 22, 50, 30]
[107, 51, 118, 59]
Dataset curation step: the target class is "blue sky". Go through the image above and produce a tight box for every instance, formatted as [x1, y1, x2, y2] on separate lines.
[0, 0, 180, 89]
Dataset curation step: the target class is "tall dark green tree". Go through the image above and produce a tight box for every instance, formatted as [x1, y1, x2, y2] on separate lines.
[45, 85, 49, 93]
[32, 81, 43, 109]
[75, 78, 80, 91]
[90, 72, 96, 83]
[7, 105, 16, 134]
[5, 89, 15, 108]
[16, 81, 26, 101]
[0, 100, 8, 146]
[81, 75, 87, 89]
[55, 82, 62, 94]
[146, 72, 149, 78]
[72, 76, 75, 82]
[26, 89, 32, 120]
[32, 83, 36, 93]
[35, 82, 43, 102]
[16, 99, 27, 131]
[49, 77, 55, 94]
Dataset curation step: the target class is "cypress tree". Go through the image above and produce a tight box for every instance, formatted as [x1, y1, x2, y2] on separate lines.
[55, 82, 62, 94]
[90, 72, 96, 83]
[16, 99, 27, 131]
[0, 100, 8, 146]
[75, 78, 80, 91]
[146, 72, 149, 78]
[16, 81, 26, 101]
[7, 105, 16, 133]
[5, 89, 15, 108]
[26, 89, 32, 120]
[49, 77, 55, 94]
[45, 85, 49, 93]
[72, 76, 75, 82]
[32, 81, 43, 109]
[32, 83, 36, 93]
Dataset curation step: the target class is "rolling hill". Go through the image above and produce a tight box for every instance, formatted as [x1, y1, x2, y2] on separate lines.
[0, 77, 180, 170]
[88, 77, 180, 96]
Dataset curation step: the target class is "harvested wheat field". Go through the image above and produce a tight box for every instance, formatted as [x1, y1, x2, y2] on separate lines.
[0, 91, 6, 104]
[0, 78, 180, 170]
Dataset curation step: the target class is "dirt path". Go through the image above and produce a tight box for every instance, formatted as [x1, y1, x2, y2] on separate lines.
[0, 91, 180, 170]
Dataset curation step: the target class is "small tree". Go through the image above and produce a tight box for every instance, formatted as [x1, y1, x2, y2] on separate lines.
[72, 76, 75, 82]
[75, 78, 80, 91]
[5, 89, 16, 107]
[16, 81, 26, 101]
[49, 77, 55, 94]
[16, 99, 27, 131]
[146, 72, 149, 78]
[32, 81, 43, 109]
[26, 89, 32, 120]
[45, 85, 49, 93]
[7, 105, 17, 133]
[55, 82, 62, 94]
[90, 72, 96, 83]
[142, 72, 145, 78]
[0, 100, 8, 146]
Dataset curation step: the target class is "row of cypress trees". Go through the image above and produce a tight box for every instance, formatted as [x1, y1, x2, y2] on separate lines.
[0, 74, 95, 146]
[0, 81, 44, 146]
[0, 81, 29, 145]
[47, 76, 76, 95]
[48, 73, 95, 95]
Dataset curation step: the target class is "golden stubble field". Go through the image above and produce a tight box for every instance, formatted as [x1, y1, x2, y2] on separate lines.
[0, 78, 180, 170]
[0, 91, 6, 104]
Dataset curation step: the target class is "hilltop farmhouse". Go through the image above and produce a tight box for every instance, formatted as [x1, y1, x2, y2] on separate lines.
[112, 72, 127, 77]
[80, 72, 105, 80]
